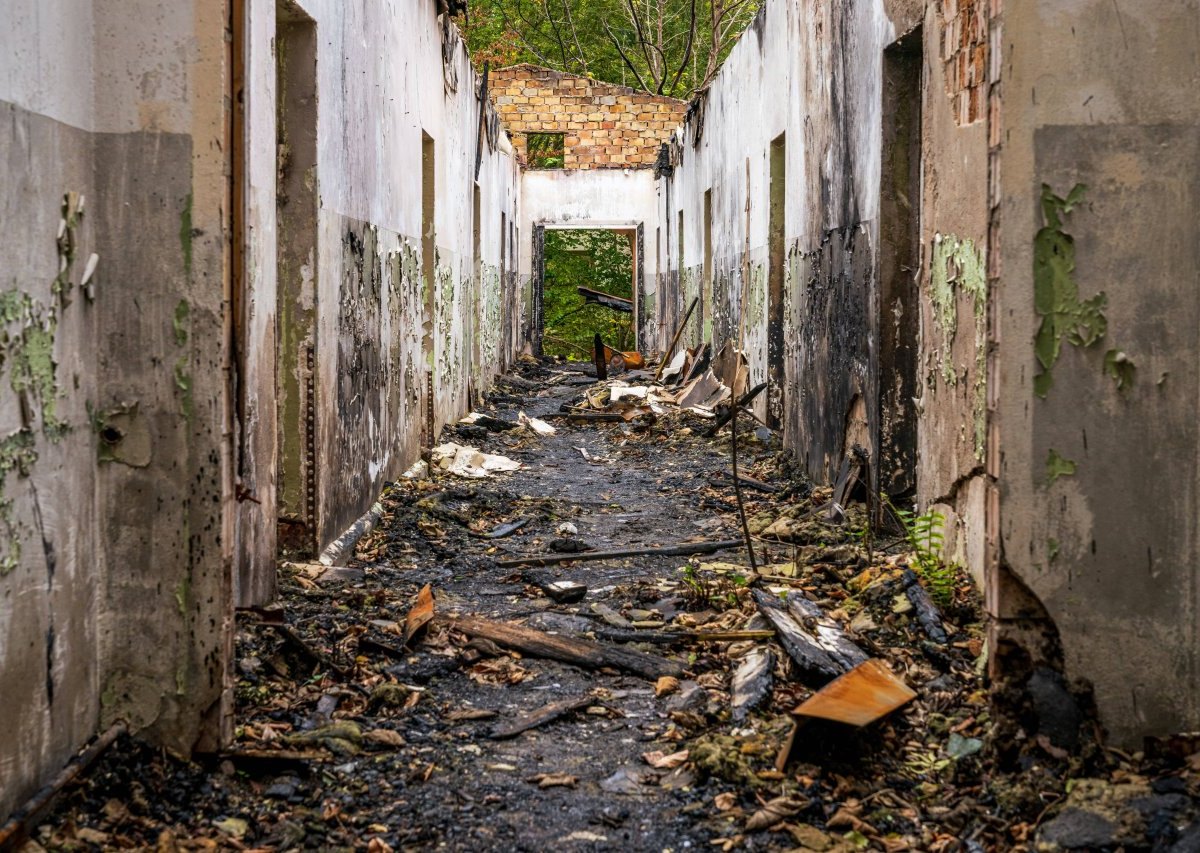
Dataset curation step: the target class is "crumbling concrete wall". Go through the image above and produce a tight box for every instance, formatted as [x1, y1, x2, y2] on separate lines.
[994, 0, 1200, 746]
[491, 65, 686, 169]
[654, 0, 992, 579]
[241, 0, 523, 568]
[0, 0, 233, 818]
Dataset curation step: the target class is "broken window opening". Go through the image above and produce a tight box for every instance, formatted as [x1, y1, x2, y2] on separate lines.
[526, 132, 565, 169]
[536, 228, 636, 362]
[878, 27, 924, 500]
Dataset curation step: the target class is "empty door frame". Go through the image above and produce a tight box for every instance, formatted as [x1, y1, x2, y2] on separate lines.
[530, 222, 645, 356]
[274, 5, 319, 558]
[877, 27, 923, 498]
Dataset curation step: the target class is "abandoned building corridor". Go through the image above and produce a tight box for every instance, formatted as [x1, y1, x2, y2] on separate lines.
[5, 0, 1200, 849]
[13, 364, 1029, 849]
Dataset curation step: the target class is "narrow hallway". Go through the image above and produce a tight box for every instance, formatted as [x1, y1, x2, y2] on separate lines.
[33, 363, 1011, 850]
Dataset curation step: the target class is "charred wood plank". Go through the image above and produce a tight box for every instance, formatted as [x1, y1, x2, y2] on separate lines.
[448, 614, 682, 680]
[751, 589, 841, 679]
[903, 569, 948, 644]
[489, 693, 595, 739]
[496, 539, 743, 568]
[731, 648, 775, 722]
[784, 594, 869, 672]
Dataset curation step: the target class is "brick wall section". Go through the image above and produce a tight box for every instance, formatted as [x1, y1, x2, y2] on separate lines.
[490, 64, 688, 169]
[940, 0, 988, 125]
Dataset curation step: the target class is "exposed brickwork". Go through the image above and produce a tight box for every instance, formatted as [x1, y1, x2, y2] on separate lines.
[490, 64, 687, 169]
[940, 0, 988, 125]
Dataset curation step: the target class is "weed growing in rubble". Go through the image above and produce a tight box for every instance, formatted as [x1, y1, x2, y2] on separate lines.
[891, 504, 958, 608]
[679, 561, 748, 610]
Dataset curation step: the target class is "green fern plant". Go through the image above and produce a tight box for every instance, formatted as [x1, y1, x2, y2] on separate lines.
[889, 503, 957, 607]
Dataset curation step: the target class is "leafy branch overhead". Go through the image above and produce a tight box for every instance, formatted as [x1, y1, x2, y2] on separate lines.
[458, 0, 761, 98]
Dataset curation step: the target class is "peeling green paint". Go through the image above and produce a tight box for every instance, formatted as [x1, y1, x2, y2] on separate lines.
[929, 235, 988, 460]
[0, 430, 37, 575]
[1045, 449, 1077, 484]
[2, 290, 66, 439]
[173, 300, 190, 346]
[1103, 348, 1135, 393]
[1033, 184, 1107, 398]
[179, 192, 194, 276]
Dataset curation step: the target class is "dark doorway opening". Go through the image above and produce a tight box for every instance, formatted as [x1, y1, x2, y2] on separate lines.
[275, 3, 319, 558]
[533, 227, 639, 362]
[766, 133, 786, 428]
[878, 27, 923, 499]
[421, 131, 436, 444]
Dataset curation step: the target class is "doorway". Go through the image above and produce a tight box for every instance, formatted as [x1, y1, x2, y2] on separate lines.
[532, 226, 640, 362]
[878, 27, 923, 498]
[767, 135, 786, 428]
[275, 4, 319, 558]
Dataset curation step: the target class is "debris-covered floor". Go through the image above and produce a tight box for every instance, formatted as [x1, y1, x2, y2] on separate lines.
[28, 360, 1200, 851]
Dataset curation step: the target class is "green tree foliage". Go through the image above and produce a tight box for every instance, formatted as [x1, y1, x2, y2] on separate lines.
[543, 230, 634, 359]
[458, 0, 760, 99]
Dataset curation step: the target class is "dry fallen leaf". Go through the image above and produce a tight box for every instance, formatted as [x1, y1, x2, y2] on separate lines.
[655, 675, 680, 697]
[745, 794, 808, 832]
[364, 728, 406, 748]
[527, 773, 578, 788]
[367, 838, 394, 853]
[642, 749, 689, 769]
[714, 791, 738, 811]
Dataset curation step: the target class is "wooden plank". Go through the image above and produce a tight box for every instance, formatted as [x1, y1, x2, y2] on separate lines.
[489, 694, 595, 739]
[731, 648, 774, 722]
[751, 589, 841, 679]
[784, 594, 868, 672]
[448, 614, 682, 680]
[791, 659, 916, 726]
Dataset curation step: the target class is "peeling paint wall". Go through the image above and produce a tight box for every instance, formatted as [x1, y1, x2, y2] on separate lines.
[1, 0, 233, 818]
[241, 0, 523, 566]
[652, 0, 993, 579]
[656, 0, 898, 460]
[994, 0, 1200, 746]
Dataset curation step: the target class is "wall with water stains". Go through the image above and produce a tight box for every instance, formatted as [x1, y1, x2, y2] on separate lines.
[241, 0, 523, 574]
[993, 0, 1200, 746]
[652, 0, 994, 579]
[0, 0, 234, 818]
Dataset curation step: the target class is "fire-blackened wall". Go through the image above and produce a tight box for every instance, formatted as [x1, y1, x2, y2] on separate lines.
[240, 0, 523, 580]
[1, 0, 522, 821]
[655, 0, 993, 571]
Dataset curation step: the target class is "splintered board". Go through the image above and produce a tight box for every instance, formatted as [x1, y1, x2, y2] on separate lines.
[792, 659, 916, 727]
